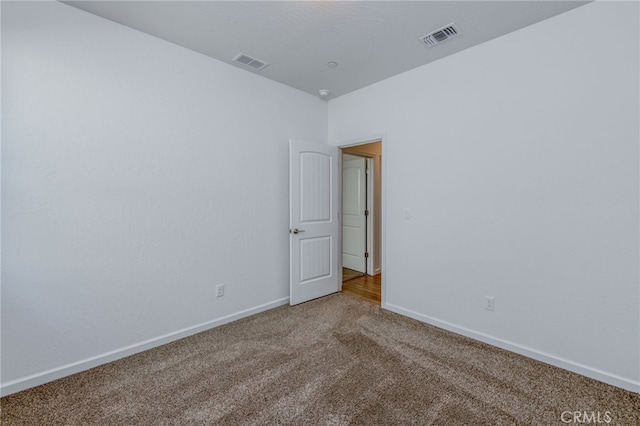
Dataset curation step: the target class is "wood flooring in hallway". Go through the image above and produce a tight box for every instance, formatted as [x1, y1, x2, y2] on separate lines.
[341, 268, 381, 305]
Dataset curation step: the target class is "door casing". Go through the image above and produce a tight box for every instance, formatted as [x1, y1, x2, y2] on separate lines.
[342, 154, 368, 273]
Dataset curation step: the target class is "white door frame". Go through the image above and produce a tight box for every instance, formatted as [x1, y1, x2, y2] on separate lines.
[336, 134, 386, 307]
[341, 153, 375, 275]
[365, 157, 374, 275]
[341, 154, 368, 273]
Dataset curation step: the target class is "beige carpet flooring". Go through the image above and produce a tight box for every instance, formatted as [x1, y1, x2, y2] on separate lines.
[2, 293, 639, 425]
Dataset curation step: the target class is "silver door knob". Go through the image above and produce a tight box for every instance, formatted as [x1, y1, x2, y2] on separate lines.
[291, 228, 305, 234]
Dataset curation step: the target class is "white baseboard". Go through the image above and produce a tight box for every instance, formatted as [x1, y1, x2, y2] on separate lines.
[383, 303, 640, 394]
[0, 297, 290, 397]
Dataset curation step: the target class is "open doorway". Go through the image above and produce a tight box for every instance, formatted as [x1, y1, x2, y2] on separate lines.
[341, 141, 382, 305]
[342, 153, 369, 279]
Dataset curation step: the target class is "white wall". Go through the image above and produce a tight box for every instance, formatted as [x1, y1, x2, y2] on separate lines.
[1, 1, 327, 395]
[329, 2, 639, 392]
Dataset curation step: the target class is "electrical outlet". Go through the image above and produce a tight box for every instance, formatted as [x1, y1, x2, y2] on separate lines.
[485, 296, 495, 311]
[216, 284, 224, 298]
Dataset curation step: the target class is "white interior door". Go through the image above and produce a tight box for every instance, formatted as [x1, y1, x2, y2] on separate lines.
[342, 155, 367, 273]
[289, 139, 340, 305]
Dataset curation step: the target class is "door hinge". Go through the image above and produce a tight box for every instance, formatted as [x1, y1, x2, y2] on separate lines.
[364, 210, 369, 216]
[364, 252, 369, 258]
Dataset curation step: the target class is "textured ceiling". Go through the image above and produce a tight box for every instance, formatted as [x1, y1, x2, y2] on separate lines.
[63, 1, 589, 98]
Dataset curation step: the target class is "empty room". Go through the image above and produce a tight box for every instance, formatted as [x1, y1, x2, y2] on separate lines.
[2, 1, 639, 424]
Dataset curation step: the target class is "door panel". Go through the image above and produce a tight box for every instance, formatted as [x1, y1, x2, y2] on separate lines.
[300, 236, 332, 283]
[290, 139, 340, 305]
[300, 152, 332, 223]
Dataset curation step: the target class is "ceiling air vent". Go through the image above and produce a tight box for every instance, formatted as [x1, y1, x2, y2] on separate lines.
[233, 53, 269, 71]
[418, 23, 461, 47]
